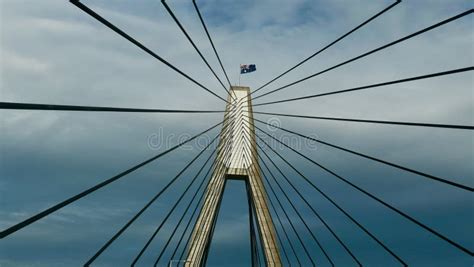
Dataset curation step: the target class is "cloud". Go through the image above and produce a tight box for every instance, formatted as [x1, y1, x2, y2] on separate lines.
[1, 0, 472, 266]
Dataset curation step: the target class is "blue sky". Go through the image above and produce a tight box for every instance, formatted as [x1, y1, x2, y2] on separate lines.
[0, 0, 473, 266]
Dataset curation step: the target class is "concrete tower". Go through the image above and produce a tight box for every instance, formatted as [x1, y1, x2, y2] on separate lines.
[185, 86, 282, 266]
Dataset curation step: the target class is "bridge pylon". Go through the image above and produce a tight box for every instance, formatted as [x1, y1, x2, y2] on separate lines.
[184, 86, 282, 266]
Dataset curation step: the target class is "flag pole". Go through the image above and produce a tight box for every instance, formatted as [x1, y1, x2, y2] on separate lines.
[239, 64, 241, 86]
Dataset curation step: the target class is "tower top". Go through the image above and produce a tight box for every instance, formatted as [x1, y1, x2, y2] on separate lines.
[226, 86, 252, 176]
[230, 85, 250, 92]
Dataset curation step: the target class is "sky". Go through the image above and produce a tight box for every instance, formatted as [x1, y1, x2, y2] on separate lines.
[0, 0, 473, 266]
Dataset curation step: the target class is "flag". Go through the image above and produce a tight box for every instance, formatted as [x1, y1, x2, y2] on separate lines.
[240, 64, 256, 74]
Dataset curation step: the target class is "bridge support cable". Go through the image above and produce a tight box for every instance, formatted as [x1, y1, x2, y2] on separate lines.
[132, 141, 219, 266]
[254, 126, 407, 266]
[165, 161, 223, 265]
[175, 159, 234, 265]
[252, 118, 474, 256]
[152, 156, 215, 266]
[247, 149, 316, 266]
[160, 125, 238, 265]
[161, 0, 232, 98]
[0, 122, 222, 239]
[241, 130, 336, 265]
[69, 0, 228, 104]
[239, 133, 279, 266]
[252, 9, 473, 101]
[183, 110, 260, 264]
[249, 207, 260, 267]
[243, 174, 264, 267]
[196, 116, 281, 266]
[182, 112, 245, 264]
[241, 137, 299, 266]
[84, 133, 223, 265]
[252, 66, 474, 108]
[200, 178, 229, 266]
[246, 180, 264, 267]
[255, 172, 299, 267]
[150, 116, 248, 266]
[195, 112, 281, 266]
[237, 130, 317, 266]
[188, 116, 286, 264]
[238, 112, 288, 267]
[166, 122, 243, 265]
[176, 110, 248, 263]
[253, 175, 297, 267]
[89, 108, 240, 266]
[240, 126, 343, 266]
[128, 137, 219, 266]
[254, 123, 408, 264]
[252, 110, 474, 130]
[256, 148, 333, 266]
[252, 117, 473, 192]
[252, 0, 401, 95]
[0, 101, 224, 114]
[168, 122, 240, 262]
[192, 0, 232, 88]
[135, 105, 240, 266]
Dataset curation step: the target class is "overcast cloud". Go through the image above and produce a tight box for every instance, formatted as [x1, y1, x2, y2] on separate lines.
[0, 0, 473, 266]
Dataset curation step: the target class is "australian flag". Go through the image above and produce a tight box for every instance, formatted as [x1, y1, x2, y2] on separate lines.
[240, 64, 256, 74]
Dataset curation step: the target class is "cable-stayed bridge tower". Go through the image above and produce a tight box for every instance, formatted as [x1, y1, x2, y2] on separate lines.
[185, 86, 282, 266]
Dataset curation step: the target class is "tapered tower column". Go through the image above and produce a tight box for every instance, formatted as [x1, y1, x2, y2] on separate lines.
[185, 86, 282, 266]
